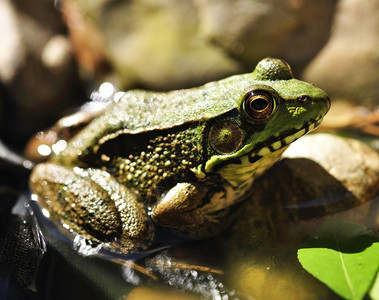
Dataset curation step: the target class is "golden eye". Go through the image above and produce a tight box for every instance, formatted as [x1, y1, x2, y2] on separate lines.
[243, 90, 275, 120]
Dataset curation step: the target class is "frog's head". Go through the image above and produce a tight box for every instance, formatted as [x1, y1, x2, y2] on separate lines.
[197, 57, 331, 187]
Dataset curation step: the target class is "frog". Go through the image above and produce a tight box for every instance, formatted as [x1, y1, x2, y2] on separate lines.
[29, 57, 330, 256]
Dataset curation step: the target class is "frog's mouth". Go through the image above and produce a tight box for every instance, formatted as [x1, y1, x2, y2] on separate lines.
[247, 117, 323, 164]
[209, 117, 323, 189]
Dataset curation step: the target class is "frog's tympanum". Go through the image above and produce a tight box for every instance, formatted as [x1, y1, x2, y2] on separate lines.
[29, 58, 330, 255]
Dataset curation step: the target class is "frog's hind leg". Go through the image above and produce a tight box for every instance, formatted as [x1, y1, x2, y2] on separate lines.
[29, 163, 154, 255]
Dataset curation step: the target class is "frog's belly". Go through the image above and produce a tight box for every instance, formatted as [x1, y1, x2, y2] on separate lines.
[202, 147, 288, 214]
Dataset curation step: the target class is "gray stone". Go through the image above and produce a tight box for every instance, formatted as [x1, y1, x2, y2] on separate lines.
[284, 133, 379, 203]
[303, 0, 379, 107]
[195, 0, 337, 74]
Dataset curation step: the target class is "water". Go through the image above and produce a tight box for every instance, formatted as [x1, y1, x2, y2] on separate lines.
[28, 191, 379, 299]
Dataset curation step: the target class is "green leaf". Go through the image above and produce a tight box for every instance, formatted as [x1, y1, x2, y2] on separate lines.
[297, 218, 379, 300]
[370, 271, 379, 300]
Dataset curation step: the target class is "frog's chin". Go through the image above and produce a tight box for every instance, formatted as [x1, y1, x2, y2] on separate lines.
[201, 147, 287, 213]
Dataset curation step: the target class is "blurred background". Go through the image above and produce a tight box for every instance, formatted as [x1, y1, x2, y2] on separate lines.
[0, 0, 378, 152]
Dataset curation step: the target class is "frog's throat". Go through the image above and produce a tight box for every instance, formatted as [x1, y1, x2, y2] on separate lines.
[192, 117, 323, 184]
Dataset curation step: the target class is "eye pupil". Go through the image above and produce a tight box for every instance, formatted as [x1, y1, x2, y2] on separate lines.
[250, 97, 269, 111]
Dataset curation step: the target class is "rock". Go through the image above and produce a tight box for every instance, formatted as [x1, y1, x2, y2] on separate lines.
[195, 0, 337, 74]
[0, 0, 83, 146]
[247, 133, 379, 222]
[303, 0, 379, 107]
[284, 133, 379, 203]
[63, 0, 336, 90]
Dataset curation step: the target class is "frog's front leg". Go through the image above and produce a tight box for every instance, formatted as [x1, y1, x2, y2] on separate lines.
[29, 163, 154, 254]
[151, 182, 233, 238]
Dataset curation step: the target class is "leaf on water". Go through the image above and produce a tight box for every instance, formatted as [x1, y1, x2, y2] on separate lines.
[297, 218, 379, 300]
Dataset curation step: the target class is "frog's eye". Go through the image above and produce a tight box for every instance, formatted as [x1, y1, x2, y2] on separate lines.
[209, 120, 244, 154]
[243, 90, 275, 120]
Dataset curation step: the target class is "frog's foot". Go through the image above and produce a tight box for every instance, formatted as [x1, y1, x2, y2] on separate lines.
[30, 163, 154, 255]
[150, 182, 230, 238]
[151, 182, 207, 229]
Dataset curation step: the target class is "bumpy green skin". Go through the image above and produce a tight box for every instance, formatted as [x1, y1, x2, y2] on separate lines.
[29, 58, 330, 255]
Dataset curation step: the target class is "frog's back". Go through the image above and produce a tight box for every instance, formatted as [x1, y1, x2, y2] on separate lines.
[108, 74, 251, 131]
[55, 74, 252, 165]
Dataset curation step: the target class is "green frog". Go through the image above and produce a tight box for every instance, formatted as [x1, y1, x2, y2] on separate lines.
[29, 58, 330, 255]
